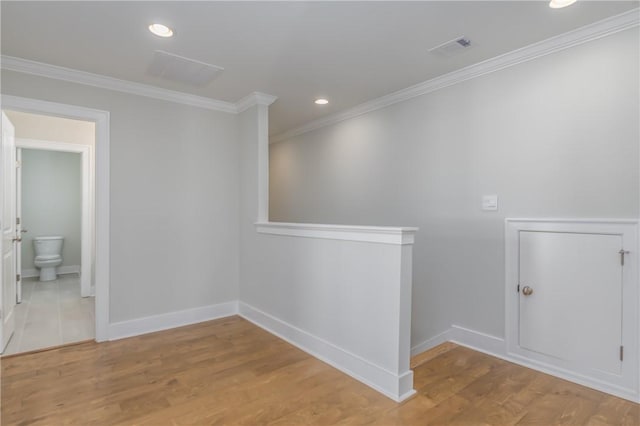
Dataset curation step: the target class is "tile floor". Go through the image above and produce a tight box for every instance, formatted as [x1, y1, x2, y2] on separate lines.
[3, 273, 95, 355]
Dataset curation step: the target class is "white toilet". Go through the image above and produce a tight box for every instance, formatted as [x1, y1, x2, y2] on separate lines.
[33, 236, 64, 281]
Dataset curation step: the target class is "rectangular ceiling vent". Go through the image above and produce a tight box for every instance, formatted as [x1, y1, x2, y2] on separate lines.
[147, 50, 224, 87]
[428, 36, 474, 57]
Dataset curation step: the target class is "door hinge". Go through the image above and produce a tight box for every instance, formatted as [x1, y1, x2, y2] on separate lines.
[517, 284, 520, 293]
[619, 249, 630, 266]
[16, 217, 20, 225]
[620, 345, 624, 361]
[16, 274, 20, 282]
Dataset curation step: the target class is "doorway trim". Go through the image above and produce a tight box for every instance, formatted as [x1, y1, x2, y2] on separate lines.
[1, 95, 110, 342]
[505, 218, 639, 402]
[16, 139, 92, 298]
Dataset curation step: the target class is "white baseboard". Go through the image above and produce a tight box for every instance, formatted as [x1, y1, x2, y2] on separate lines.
[22, 265, 80, 278]
[21, 269, 37, 278]
[410, 329, 451, 356]
[448, 324, 507, 356]
[238, 302, 415, 402]
[108, 301, 239, 341]
[410, 325, 506, 364]
[411, 324, 639, 404]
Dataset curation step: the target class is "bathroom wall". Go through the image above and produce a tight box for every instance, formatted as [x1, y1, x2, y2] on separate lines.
[269, 28, 640, 348]
[21, 149, 82, 275]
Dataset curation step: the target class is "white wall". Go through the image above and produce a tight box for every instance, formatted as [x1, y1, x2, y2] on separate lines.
[5, 110, 95, 146]
[1, 70, 240, 323]
[21, 149, 81, 272]
[269, 28, 640, 348]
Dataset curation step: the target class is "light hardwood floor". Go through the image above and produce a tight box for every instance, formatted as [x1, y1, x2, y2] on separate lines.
[1, 316, 638, 425]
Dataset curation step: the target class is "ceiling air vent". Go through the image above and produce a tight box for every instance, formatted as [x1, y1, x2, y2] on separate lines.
[147, 50, 224, 87]
[428, 37, 473, 57]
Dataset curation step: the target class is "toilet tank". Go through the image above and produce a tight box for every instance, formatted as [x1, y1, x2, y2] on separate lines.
[33, 236, 64, 256]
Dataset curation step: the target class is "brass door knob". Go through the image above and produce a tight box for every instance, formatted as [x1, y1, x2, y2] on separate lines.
[522, 286, 533, 296]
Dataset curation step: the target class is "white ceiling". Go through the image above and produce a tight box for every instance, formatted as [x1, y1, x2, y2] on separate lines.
[1, 1, 637, 136]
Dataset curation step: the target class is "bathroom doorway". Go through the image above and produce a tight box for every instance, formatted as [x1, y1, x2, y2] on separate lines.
[2, 110, 95, 355]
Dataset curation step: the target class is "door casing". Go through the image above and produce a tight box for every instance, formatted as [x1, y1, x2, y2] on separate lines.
[1, 95, 110, 342]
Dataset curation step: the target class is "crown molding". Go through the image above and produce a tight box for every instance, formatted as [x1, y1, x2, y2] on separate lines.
[236, 91, 278, 113]
[271, 8, 640, 144]
[0, 55, 277, 114]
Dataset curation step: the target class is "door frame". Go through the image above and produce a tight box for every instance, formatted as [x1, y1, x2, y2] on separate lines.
[16, 139, 92, 298]
[1, 95, 110, 342]
[505, 218, 639, 402]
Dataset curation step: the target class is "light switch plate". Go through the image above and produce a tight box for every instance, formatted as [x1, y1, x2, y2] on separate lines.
[482, 195, 498, 211]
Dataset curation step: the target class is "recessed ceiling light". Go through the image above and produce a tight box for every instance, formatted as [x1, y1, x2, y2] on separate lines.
[549, 0, 577, 8]
[314, 99, 329, 105]
[149, 23, 174, 38]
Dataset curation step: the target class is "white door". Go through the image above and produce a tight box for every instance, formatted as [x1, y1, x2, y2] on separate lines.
[16, 147, 22, 303]
[1, 112, 17, 352]
[519, 231, 623, 375]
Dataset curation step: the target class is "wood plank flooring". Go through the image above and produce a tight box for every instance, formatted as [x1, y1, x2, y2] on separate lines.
[2, 316, 638, 425]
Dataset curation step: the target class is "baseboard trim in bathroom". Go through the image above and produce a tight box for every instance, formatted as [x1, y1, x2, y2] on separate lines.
[22, 265, 80, 278]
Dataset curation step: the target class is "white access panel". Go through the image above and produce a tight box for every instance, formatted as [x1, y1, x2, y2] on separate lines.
[519, 231, 623, 375]
[506, 219, 639, 402]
